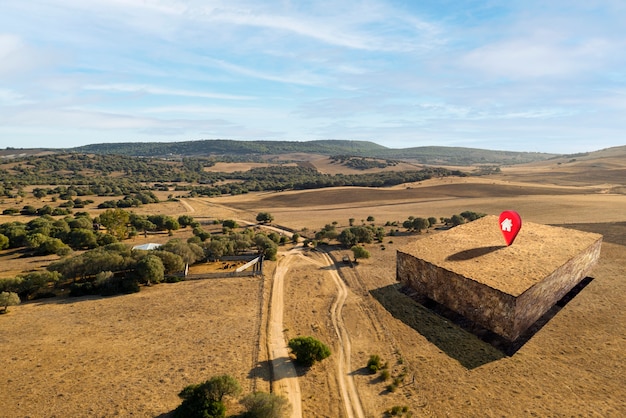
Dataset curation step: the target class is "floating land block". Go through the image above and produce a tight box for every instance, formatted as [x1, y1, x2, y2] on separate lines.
[396, 215, 602, 341]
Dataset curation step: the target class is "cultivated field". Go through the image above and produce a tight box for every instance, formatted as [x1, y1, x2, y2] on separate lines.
[1, 149, 625, 417]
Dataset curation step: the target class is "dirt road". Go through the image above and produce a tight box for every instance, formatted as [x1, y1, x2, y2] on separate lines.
[268, 246, 365, 418]
[310, 250, 365, 418]
[268, 247, 303, 418]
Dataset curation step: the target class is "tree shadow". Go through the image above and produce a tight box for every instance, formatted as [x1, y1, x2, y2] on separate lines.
[445, 245, 505, 261]
[248, 357, 306, 383]
[248, 359, 272, 382]
[370, 277, 594, 369]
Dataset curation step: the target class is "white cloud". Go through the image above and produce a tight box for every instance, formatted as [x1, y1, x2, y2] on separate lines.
[0, 33, 52, 76]
[83, 83, 254, 100]
[462, 36, 613, 79]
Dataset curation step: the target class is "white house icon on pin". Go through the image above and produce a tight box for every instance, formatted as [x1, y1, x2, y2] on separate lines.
[501, 218, 513, 232]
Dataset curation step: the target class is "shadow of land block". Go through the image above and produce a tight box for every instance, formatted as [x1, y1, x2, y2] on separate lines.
[371, 276, 594, 368]
[397, 215, 602, 342]
[370, 284, 506, 369]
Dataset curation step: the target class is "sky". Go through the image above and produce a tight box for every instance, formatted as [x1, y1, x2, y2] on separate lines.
[1, 0, 625, 153]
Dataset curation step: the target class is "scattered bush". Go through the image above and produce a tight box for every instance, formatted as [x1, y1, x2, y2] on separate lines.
[240, 391, 290, 418]
[0, 291, 20, 313]
[385, 405, 411, 417]
[367, 354, 383, 374]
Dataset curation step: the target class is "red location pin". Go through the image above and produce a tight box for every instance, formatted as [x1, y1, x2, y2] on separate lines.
[499, 210, 522, 246]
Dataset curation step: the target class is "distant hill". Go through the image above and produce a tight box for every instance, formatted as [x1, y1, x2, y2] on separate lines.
[71, 139, 556, 165]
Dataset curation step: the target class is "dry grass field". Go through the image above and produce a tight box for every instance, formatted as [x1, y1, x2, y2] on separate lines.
[1, 148, 625, 417]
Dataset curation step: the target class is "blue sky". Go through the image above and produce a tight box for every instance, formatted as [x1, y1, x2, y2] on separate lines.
[1, 0, 625, 153]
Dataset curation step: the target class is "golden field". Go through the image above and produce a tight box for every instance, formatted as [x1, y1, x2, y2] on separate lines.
[1, 149, 625, 417]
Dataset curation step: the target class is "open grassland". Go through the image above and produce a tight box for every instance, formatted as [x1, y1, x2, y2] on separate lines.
[1, 152, 625, 417]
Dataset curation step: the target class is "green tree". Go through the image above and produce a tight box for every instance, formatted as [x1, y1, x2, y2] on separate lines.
[161, 239, 204, 264]
[254, 234, 278, 261]
[152, 251, 185, 275]
[130, 214, 156, 236]
[178, 214, 195, 228]
[26, 232, 48, 251]
[241, 391, 291, 418]
[0, 291, 20, 313]
[428, 217, 438, 227]
[411, 217, 429, 232]
[338, 229, 357, 247]
[67, 228, 98, 250]
[222, 219, 238, 229]
[99, 208, 131, 240]
[33, 188, 47, 199]
[68, 216, 92, 230]
[135, 254, 165, 285]
[351, 245, 370, 261]
[37, 237, 71, 256]
[287, 336, 331, 367]
[174, 375, 241, 418]
[0, 233, 9, 250]
[256, 212, 274, 224]
[450, 214, 465, 226]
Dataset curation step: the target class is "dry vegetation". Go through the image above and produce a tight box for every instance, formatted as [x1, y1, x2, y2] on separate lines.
[1, 148, 625, 417]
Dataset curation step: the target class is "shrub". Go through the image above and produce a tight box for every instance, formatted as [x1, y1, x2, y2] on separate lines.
[0, 233, 9, 250]
[367, 354, 382, 374]
[0, 291, 20, 313]
[386, 405, 411, 416]
[240, 391, 291, 418]
[380, 369, 391, 381]
[287, 336, 331, 367]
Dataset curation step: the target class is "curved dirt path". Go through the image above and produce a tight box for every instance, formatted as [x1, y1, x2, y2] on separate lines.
[269, 248, 303, 418]
[269, 247, 364, 418]
[306, 251, 365, 418]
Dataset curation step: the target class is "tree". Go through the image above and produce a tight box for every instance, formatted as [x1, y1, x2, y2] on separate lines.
[287, 336, 331, 367]
[135, 254, 165, 285]
[161, 239, 204, 264]
[0, 233, 8, 250]
[222, 219, 238, 229]
[178, 214, 195, 228]
[130, 215, 156, 236]
[428, 217, 438, 227]
[0, 291, 20, 313]
[99, 208, 130, 240]
[256, 212, 274, 224]
[351, 245, 370, 261]
[67, 228, 98, 250]
[254, 234, 278, 261]
[148, 214, 179, 232]
[174, 375, 241, 418]
[37, 237, 71, 256]
[411, 217, 429, 233]
[450, 214, 465, 226]
[152, 251, 185, 275]
[241, 391, 291, 418]
[338, 229, 357, 247]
